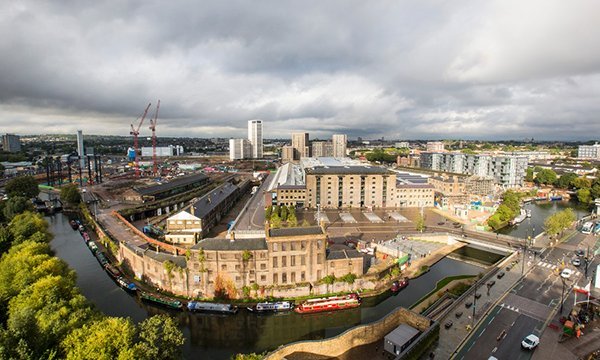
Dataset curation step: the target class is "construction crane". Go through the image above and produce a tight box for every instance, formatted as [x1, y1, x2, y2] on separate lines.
[130, 102, 152, 178]
[149, 100, 160, 178]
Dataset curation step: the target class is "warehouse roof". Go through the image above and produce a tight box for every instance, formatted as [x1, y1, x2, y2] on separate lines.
[192, 238, 268, 251]
[191, 182, 239, 219]
[269, 226, 324, 237]
[135, 173, 209, 196]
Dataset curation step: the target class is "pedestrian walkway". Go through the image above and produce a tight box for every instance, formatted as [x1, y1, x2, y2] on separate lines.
[387, 212, 410, 222]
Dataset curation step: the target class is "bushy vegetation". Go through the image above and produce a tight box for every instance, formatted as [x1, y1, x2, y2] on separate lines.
[0, 203, 185, 358]
[487, 190, 521, 230]
[265, 205, 298, 228]
[60, 184, 82, 206]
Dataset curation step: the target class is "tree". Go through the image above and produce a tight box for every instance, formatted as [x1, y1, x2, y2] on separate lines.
[321, 275, 336, 293]
[5, 176, 40, 198]
[301, 219, 310, 227]
[556, 172, 578, 189]
[3, 196, 33, 221]
[265, 206, 272, 221]
[270, 213, 282, 229]
[62, 317, 137, 360]
[544, 209, 576, 237]
[132, 315, 185, 360]
[415, 214, 426, 232]
[60, 184, 81, 206]
[525, 167, 534, 182]
[287, 211, 298, 227]
[572, 177, 592, 190]
[8, 211, 52, 245]
[577, 188, 592, 204]
[534, 169, 557, 185]
[280, 206, 288, 222]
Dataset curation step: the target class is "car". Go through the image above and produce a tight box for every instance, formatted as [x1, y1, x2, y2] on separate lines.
[497, 271, 505, 279]
[572, 258, 581, 267]
[465, 301, 473, 308]
[575, 249, 585, 257]
[560, 269, 574, 279]
[455, 311, 463, 318]
[444, 321, 453, 329]
[521, 334, 540, 350]
[487, 280, 496, 287]
[475, 293, 482, 299]
[437, 222, 445, 225]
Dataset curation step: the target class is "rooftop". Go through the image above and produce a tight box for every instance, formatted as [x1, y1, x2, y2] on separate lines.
[396, 171, 430, 185]
[269, 226, 324, 237]
[191, 182, 239, 219]
[144, 251, 187, 268]
[192, 237, 268, 251]
[327, 249, 364, 260]
[267, 162, 305, 191]
[305, 166, 392, 175]
[385, 324, 420, 346]
[135, 173, 208, 196]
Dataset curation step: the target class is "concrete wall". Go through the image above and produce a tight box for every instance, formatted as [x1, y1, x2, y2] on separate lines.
[264, 307, 432, 360]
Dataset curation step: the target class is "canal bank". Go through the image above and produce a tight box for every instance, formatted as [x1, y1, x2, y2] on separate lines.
[48, 209, 499, 359]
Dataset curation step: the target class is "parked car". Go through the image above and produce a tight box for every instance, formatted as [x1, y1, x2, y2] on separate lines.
[465, 302, 473, 308]
[521, 334, 540, 350]
[575, 249, 585, 257]
[560, 269, 574, 279]
[497, 271, 505, 279]
[572, 258, 581, 267]
[444, 321, 453, 329]
[487, 280, 496, 287]
[437, 222, 445, 225]
[475, 293, 482, 299]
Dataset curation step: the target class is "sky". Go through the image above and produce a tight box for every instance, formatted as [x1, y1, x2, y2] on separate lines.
[1, 1, 600, 141]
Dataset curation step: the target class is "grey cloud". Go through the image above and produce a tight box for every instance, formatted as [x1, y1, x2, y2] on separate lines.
[1, 0, 600, 140]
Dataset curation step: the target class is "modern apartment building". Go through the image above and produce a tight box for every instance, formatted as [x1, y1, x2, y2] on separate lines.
[311, 141, 333, 157]
[332, 134, 347, 157]
[229, 138, 252, 160]
[578, 143, 600, 159]
[2, 134, 21, 153]
[419, 152, 528, 187]
[281, 145, 295, 163]
[291, 132, 310, 160]
[248, 120, 263, 158]
[395, 142, 410, 149]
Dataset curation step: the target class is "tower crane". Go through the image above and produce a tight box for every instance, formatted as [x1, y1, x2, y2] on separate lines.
[149, 100, 160, 178]
[130, 102, 152, 178]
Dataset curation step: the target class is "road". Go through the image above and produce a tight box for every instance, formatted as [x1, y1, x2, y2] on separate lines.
[454, 231, 596, 360]
[232, 173, 270, 230]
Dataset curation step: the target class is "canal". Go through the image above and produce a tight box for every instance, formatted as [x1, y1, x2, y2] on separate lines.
[48, 212, 491, 359]
[497, 200, 590, 238]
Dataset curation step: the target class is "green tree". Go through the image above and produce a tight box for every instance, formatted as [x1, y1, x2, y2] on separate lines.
[572, 177, 592, 190]
[577, 188, 592, 204]
[62, 317, 137, 360]
[301, 219, 310, 227]
[231, 353, 265, 360]
[556, 172, 578, 189]
[5, 176, 40, 198]
[132, 314, 185, 360]
[3, 196, 33, 221]
[287, 211, 298, 227]
[265, 206, 272, 221]
[321, 275, 336, 293]
[270, 213, 282, 229]
[60, 184, 81, 206]
[525, 167, 534, 182]
[534, 169, 557, 185]
[8, 211, 52, 246]
[544, 208, 576, 237]
[415, 214, 426, 232]
[280, 206, 288, 222]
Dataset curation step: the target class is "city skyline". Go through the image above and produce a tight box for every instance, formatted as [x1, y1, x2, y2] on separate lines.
[2, 1, 600, 140]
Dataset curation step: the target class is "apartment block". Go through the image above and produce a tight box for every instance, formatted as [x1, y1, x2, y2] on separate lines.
[2, 134, 21, 153]
[332, 134, 347, 157]
[578, 143, 600, 159]
[229, 138, 252, 160]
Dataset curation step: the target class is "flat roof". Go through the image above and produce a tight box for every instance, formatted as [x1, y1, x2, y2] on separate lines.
[385, 324, 420, 346]
[145, 251, 187, 268]
[192, 182, 239, 219]
[267, 163, 305, 191]
[135, 173, 208, 196]
[327, 249, 364, 260]
[305, 166, 392, 175]
[192, 238, 267, 251]
[396, 171, 430, 184]
[269, 226, 324, 237]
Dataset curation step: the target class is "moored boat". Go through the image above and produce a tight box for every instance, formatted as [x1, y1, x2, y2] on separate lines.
[88, 241, 98, 253]
[294, 293, 361, 314]
[510, 209, 527, 226]
[187, 301, 238, 314]
[116, 277, 137, 293]
[247, 301, 293, 313]
[95, 251, 109, 266]
[105, 264, 122, 279]
[69, 220, 79, 230]
[140, 292, 183, 310]
[526, 209, 532, 218]
[391, 278, 409, 293]
[550, 196, 563, 201]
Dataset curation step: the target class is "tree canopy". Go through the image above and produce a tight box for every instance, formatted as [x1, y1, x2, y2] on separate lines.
[544, 209, 576, 237]
[5, 176, 40, 199]
[534, 169, 557, 185]
[60, 184, 82, 206]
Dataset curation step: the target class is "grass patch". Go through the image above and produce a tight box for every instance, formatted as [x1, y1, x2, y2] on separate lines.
[410, 275, 476, 309]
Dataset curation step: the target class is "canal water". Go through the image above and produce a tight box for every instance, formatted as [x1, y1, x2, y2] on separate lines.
[48, 212, 487, 360]
[497, 200, 590, 239]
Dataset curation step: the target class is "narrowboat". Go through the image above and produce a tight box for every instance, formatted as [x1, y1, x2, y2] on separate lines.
[140, 292, 183, 310]
[294, 293, 361, 314]
[247, 301, 293, 313]
[391, 278, 409, 293]
[187, 301, 239, 314]
[104, 264, 122, 279]
[550, 196, 563, 201]
[95, 252, 109, 266]
[69, 220, 79, 230]
[116, 277, 137, 293]
[88, 241, 98, 253]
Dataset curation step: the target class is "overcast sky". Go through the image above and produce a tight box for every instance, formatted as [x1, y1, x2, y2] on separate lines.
[1, 1, 599, 140]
